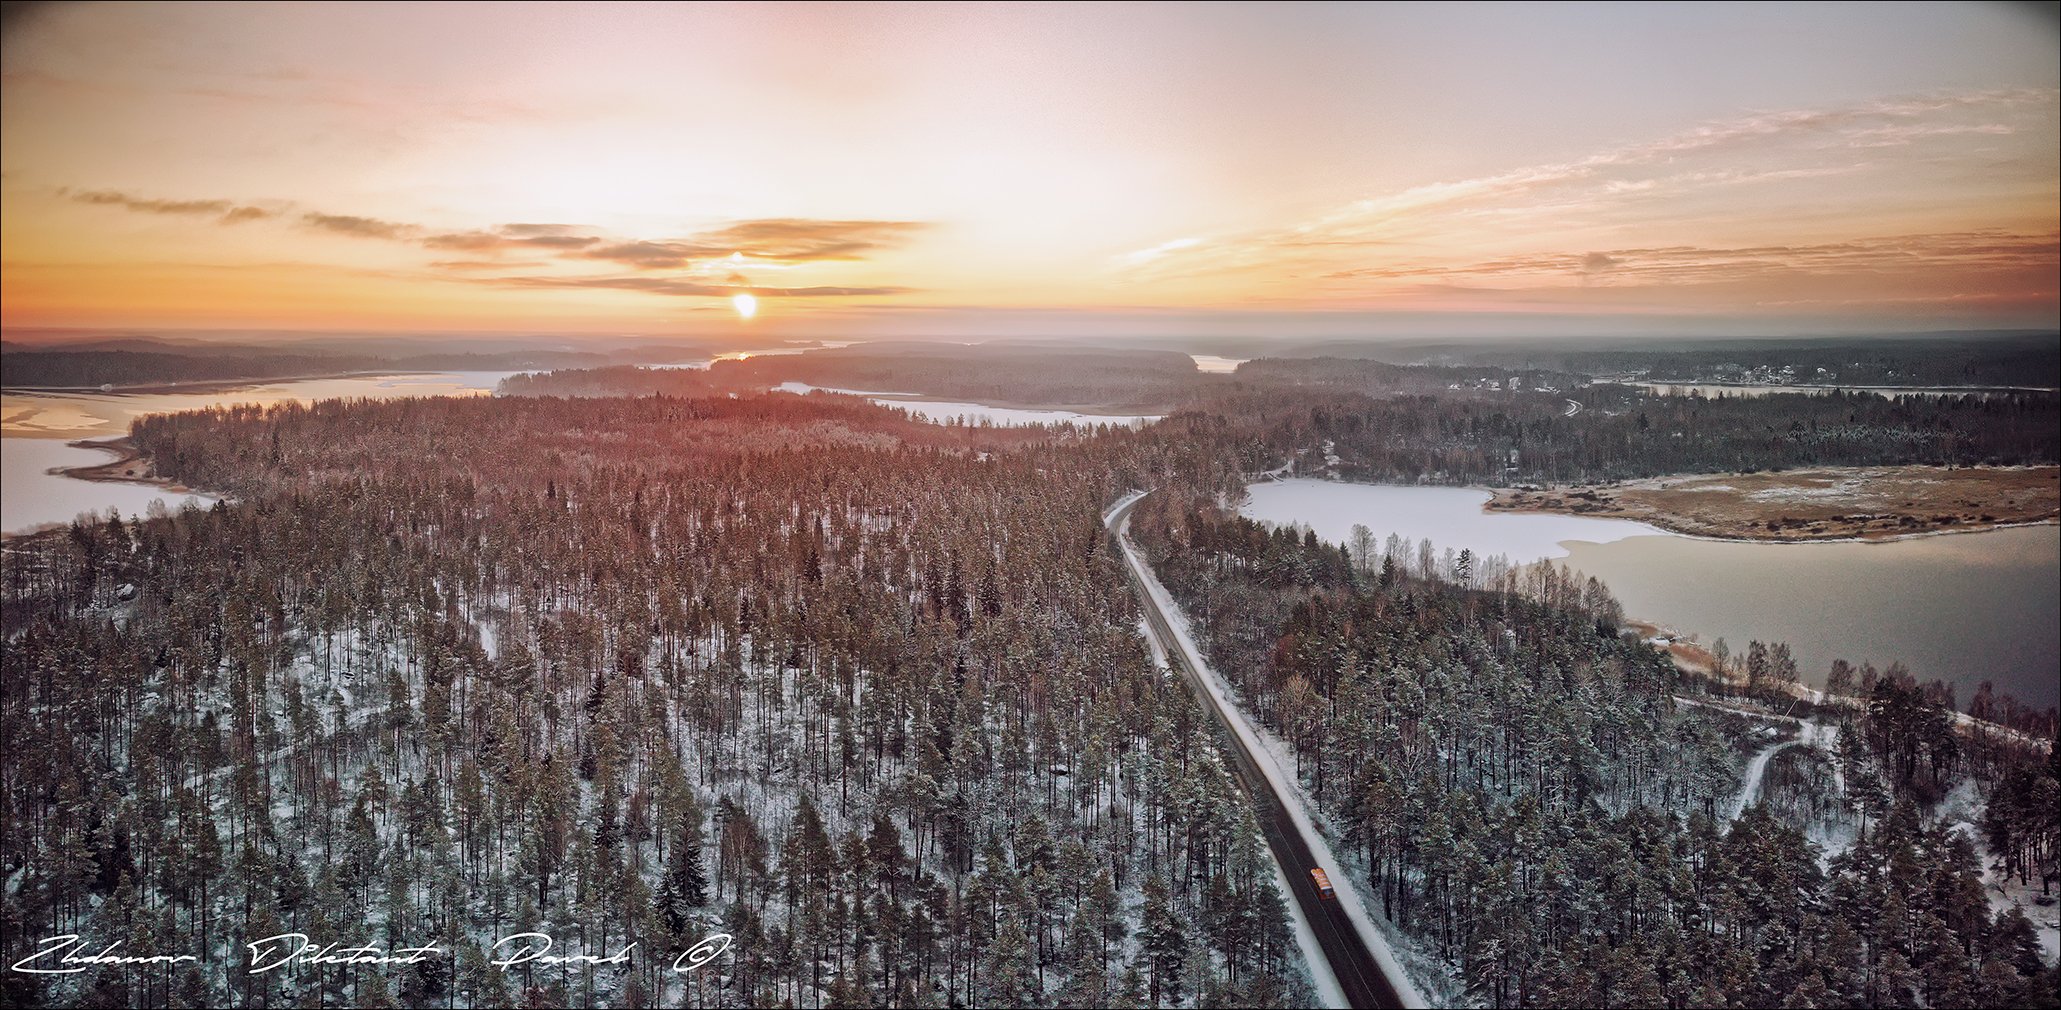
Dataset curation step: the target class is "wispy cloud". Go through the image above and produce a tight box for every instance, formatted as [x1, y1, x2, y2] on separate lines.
[1116, 236, 1202, 267]
[300, 212, 415, 240]
[421, 228, 601, 252]
[687, 219, 930, 262]
[1116, 88, 2059, 304]
[497, 223, 587, 238]
[427, 259, 550, 271]
[72, 190, 924, 265]
[60, 190, 929, 298]
[578, 240, 713, 269]
[65, 188, 275, 223]
[1844, 122, 2015, 148]
[566, 220, 929, 270]
[1322, 230, 2060, 287]
[479, 275, 909, 298]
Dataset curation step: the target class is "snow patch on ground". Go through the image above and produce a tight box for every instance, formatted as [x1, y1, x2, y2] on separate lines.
[1988, 864, 2061, 966]
[1938, 779, 2061, 967]
[1726, 738, 1800, 824]
[1725, 719, 1839, 827]
[1745, 484, 1851, 502]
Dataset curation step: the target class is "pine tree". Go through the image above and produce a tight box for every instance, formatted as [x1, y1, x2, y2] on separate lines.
[657, 814, 710, 940]
[1140, 876, 1188, 1008]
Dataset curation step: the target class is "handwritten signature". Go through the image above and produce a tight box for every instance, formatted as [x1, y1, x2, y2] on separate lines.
[7, 932, 733, 975]
[491, 932, 733, 973]
[247, 934, 444, 973]
[9, 935, 198, 974]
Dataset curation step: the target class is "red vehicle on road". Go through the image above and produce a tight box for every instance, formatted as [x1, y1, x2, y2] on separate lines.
[1310, 867, 1335, 899]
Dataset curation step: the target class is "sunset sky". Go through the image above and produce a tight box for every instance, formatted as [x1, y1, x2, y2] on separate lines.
[2, 1, 2056, 339]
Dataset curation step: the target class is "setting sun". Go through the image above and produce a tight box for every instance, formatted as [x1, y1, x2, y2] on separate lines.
[732, 293, 757, 320]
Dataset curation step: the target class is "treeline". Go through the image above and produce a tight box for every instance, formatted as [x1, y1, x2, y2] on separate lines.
[1185, 385, 2060, 485]
[1231, 357, 1587, 397]
[1689, 637, 2059, 742]
[2, 393, 1299, 1008]
[1603, 334, 2060, 388]
[1409, 332, 2061, 389]
[498, 366, 720, 399]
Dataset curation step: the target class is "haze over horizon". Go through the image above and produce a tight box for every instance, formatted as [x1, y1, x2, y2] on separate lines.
[3, 2, 2057, 339]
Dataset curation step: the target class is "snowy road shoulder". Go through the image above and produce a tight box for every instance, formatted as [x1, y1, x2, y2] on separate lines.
[1111, 491, 1433, 1008]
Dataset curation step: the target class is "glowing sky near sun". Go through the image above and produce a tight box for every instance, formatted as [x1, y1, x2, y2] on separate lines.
[1, 2, 2055, 338]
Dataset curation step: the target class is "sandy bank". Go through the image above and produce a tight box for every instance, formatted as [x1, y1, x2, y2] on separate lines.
[1488, 465, 2057, 542]
[55, 437, 205, 494]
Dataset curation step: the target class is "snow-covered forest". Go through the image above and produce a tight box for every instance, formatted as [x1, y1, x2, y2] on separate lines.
[2, 394, 1302, 1008]
[1, 376, 2055, 1008]
[1128, 489, 2059, 1007]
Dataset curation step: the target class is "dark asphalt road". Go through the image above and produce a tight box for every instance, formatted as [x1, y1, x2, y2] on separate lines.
[1109, 495, 1408, 1010]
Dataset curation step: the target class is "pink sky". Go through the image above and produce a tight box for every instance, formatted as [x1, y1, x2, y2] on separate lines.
[2, 2, 2055, 338]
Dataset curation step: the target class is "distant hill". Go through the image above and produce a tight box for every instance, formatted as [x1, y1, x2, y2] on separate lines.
[0, 343, 716, 389]
[1268, 330, 2061, 388]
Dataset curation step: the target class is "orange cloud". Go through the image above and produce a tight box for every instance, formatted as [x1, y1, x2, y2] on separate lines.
[477, 275, 909, 298]
[300, 212, 415, 240]
[65, 191, 928, 276]
[66, 188, 275, 223]
[42, 189, 928, 306]
[579, 241, 711, 269]
[421, 228, 601, 252]
[688, 219, 929, 261]
[1111, 89, 2058, 318]
[1321, 231, 2061, 287]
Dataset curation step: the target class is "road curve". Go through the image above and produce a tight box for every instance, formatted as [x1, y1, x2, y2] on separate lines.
[1106, 491, 1413, 1010]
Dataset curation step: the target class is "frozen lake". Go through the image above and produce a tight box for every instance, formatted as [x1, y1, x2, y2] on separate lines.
[775, 382, 1160, 427]
[1241, 479, 1664, 562]
[2, 438, 217, 534]
[1240, 478, 2059, 708]
[2, 370, 512, 439]
[2, 371, 512, 535]
[660, 339, 859, 369]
